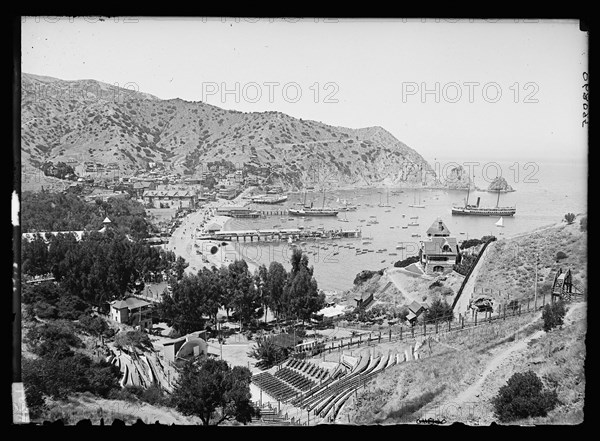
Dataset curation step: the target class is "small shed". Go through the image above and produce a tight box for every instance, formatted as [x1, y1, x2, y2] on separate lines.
[406, 300, 427, 324]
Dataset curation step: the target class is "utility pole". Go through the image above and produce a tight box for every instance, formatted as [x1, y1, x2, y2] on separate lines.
[534, 253, 539, 310]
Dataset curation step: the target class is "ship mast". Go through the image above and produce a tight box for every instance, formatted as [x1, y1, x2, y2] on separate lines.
[496, 189, 500, 208]
[465, 171, 472, 206]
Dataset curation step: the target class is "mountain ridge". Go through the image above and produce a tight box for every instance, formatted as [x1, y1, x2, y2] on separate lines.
[21, 72, 447, 190]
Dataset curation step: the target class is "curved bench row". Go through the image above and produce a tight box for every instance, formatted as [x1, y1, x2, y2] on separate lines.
[326, 352, 401, 421]
[313, 355, 383, 416]
[301, 354, 371, 411]
[274, 367, 315, 391]
[252, 372, 301, 403]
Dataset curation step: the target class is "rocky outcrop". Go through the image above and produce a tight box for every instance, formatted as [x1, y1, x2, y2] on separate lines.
[487, 177, 515, 192]
[443, 165, 475, 190]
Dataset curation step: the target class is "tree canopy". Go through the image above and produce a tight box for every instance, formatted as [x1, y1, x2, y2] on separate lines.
[21, 190, 151, 239]
[171, 358, 257, 425]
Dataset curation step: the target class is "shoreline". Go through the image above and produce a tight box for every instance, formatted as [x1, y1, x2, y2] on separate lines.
[166, 187, 584, 297]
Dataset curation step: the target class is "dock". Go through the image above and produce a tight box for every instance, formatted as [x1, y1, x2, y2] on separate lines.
[197, 228, 361, 242]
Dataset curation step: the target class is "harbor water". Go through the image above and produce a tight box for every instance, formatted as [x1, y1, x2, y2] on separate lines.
[222, 160, 587, 293]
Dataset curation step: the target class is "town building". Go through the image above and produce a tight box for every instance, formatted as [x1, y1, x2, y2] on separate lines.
[132, 181, 156, 198]
[142, 189, 198, 209]
[109, 297, 153, 331]
[419, 218, 459, 275]
[215, 206, 260, 218]
[217, 186, 239, 200]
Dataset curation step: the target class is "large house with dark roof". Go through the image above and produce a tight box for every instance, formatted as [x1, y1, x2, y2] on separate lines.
[110, 297, 153, 331]
[420, 218, 459, 275]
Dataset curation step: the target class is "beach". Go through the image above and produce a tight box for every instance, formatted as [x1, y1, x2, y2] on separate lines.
[165, 187, 260, 275]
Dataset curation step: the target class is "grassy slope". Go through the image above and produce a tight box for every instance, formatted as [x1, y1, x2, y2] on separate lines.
[337, 312, 541, 424]
[336, 221, 587, 425]
[474, 220, 587, 301]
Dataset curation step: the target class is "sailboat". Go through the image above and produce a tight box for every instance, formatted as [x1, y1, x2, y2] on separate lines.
[378, 190, 392, 208]
[495, 217, 504, 227]
[338, 210, 349, 222]
[408, 190, 426, 208]
[288, 189, 338, 216]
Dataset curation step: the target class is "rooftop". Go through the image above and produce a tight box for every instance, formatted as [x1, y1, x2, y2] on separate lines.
[143, 190, 196, 198]
[111, 297, 151, 310]
[426, 218, 451, 237]
[421, 236, 458, 254]
[408, 300, 425, 314]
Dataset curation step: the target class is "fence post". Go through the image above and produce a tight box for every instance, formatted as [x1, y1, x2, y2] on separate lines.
[475, 311, 478, 326]
[423, 321, 426, 337]
[461, 314, 464, 329]
[503, 304, 506, 320]
[379, 332, 381, 343]
[435, 320, 438, 334]
[448, 317, 451, 332]
[389, 329, 391, 342]
[400, 326, 403, 340]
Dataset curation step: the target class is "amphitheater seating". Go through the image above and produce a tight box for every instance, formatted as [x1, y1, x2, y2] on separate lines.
[274, 367, 316, 391]
[252, 372, 300, 403]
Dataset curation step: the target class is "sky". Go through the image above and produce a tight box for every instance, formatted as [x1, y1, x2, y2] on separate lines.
[21, 17, 589, 165]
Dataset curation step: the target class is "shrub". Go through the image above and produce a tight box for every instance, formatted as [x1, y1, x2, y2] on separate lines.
[248, 336, 289, 369]
[114, 330, 152, 350]
[78, 314, 114, 338]
[26, 321, 83, 357]
[57, 295, 90, 320]
[394, 255, 420, 268]
[353, 269, 382, 284]
[564, 213, 576, 224]
[453, 253, 477, 276]
[440, 286, 454, 297]
[556, 251, 568, 260]
[429, 280, 443, 289]
[492, 371, 559, 422]
[542, 300, 566, 332]
[423, 299, 453, 323]
[33, 301, 59, 319]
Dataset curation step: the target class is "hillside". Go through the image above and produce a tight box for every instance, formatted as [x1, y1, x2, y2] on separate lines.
[22, 73, 439, 190]
[337, 300, 586, 425]
[334, 219, 587, 425]
[473, 217, 587, 302]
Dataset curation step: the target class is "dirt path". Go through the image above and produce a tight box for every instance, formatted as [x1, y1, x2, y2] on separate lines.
[434, 302, 585, 424]
[453, 241, 495, 316]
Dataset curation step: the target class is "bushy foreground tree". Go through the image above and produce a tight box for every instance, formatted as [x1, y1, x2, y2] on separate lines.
[171, 358, 258, 426]
[492, 371, 559, 422]
[542, 300, 566, 332]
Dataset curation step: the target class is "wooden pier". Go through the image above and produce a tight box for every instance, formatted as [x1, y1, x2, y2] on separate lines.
[197, 228, 361, 242]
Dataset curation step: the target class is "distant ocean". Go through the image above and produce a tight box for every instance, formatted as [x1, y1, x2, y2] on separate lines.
[223, 160, 588, 293]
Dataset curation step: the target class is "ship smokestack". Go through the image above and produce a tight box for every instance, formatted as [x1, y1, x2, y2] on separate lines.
[476, 197, 480, 207]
